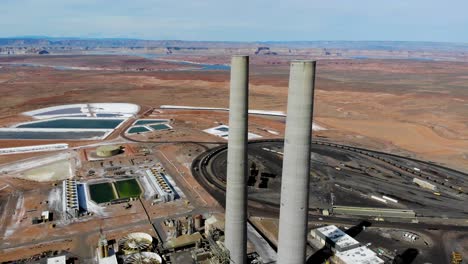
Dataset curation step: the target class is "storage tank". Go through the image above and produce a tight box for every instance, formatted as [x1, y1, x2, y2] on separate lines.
[126, 252, 162, 264]
[96, 145, 122, 157]
[119, 232, 153, 255]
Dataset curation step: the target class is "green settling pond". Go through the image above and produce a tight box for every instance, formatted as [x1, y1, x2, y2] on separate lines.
[134, 119, 168, 126]
[127, 126, 150, 134]
[115, 179, 142, 198]
[88, 183, 116, 204]
[150, 124, 171, 130]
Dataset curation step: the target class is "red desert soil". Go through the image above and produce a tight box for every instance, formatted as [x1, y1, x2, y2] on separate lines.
[0, 55, 467, 172]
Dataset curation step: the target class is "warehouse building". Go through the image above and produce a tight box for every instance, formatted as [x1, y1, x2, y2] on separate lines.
[145, 168, 176, 202]
[310, 225, 360, 252]
[333, 246, 384, 264]
[311, 225, 384, 264]
[47, 255, 66, 264]
[63, 179, 79, 218]
[332, 206, 416, 218]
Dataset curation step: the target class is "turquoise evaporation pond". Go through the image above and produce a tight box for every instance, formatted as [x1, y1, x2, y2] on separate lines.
[16, 118, 124, 129]
[150, 124, 171, 130]
[0, 130, 107, 139]
[134, 119, 168, 126]
[128, 126, 151, 134]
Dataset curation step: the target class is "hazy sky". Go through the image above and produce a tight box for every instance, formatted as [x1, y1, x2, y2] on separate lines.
[1, 0, 467, 42]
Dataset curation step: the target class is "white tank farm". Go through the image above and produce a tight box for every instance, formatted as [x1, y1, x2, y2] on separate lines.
[119, 232, 153, 255]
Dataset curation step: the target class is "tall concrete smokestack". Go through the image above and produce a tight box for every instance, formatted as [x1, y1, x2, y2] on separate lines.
[277, 60, 316, 264]
[225, 55, 249, 264]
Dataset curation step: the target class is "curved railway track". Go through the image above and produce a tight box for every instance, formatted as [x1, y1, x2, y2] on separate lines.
[188, 139, 467, 193]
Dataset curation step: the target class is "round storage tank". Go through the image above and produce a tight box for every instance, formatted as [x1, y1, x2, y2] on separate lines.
[96, 145, 122, 157]
[119, 232, 153, 255]
[126, 252, 162, 264]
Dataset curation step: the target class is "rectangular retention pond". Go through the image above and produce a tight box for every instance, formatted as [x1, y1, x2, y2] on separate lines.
[36, 107, 82, 116]
[134, 119, 168, 126]
[115, 179, 142, 199]
[88, 182, 117, 204]
[0, 130, 108, 140]
[127, 126, 151, 134]
[149, 124, 171, 130]
[16, 118, 124, 129]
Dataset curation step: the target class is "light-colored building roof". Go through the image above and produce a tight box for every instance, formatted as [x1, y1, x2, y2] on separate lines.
[315, 225, 359, 250]
[335, 246, 384, 264]
[42, 210, 49, 219]
[205, 215, 225, 234]
[166, 232, 203, 249]
[47, 255, 66, 264]
[98, 255, 118, 264]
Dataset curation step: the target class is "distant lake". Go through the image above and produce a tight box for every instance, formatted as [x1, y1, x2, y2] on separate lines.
[351, 56, 435, 61]
[85, 51, 230, 70]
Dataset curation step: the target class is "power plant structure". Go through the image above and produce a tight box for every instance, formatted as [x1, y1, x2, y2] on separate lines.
[126, 252, 162, 264]
[222, 58, 316, 263]
[224, 55, 249, 264]
[277, 60, 316, 264]
[63, 179, 79, 219]
[119, 232, 154, 255]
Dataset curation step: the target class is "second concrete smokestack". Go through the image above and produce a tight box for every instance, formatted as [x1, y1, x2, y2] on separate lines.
[224, 55, 249, 264]
[277, 60, 316, 264]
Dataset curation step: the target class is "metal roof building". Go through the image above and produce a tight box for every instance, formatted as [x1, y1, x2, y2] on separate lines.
[334, 246, 384, 264]
[311, 225, 360, 252]
[98, 255, 118, 264]
[47, 255, 66, 264]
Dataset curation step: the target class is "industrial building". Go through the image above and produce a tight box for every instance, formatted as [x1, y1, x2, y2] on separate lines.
[97, 233, 118, 264]
[125, 252, 162, 264]
[332, 206, 416, 218]
[145, 168, 176, 202]
[63, 179, 79, 218]
[119, 232, 153, 254]
[96, 145, 122, 157]
[311, 225, 360, 252]
[205, 215, 225, 235]
[166, 232, 203, 250]
[333, 246, 384, 264]
[47, 255, 66, 264]
[98, 254, 118, 264]
[311, 225, 384, 264]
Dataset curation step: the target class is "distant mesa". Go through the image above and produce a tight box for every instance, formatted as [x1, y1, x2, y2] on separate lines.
[255, 46, 278, 55]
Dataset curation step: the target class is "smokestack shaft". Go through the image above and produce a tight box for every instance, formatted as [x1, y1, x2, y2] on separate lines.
[225, 55, 249, 264]
[277, 60, 316, 264]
